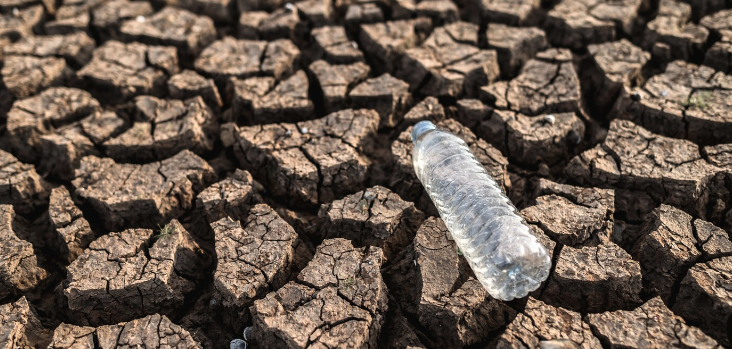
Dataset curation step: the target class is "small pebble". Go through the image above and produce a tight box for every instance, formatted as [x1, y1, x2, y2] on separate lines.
[300, 127, 308, 134]
[136, 15, 146, 22]
[662, 90, 669, 97]
[285, 129, 292, 137]
[567, 129, 581, 145]
[285, 2, 295, 11]
[351, 41, 358, 49]
[363, 190, 375, 201]
[368, 260, 373, 265]
[243, 327, 253, 340]
[12, 7, 19, 16]
[543, 114, 555, 125]
[230, 339, 247, 349]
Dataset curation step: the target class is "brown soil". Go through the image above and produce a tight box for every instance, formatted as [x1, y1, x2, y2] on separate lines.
[1, 0, 732, 348]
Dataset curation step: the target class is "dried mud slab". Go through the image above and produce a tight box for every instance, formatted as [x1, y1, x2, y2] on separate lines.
[379, 309, 426, 349]
[402, 96, 445, 127]
[196, 169, 262, 223]
[308, 60, 370, 114]
[565, 119, 727, 219]
[119, 6, 217, 61]
[544, 0, 648, 49]
[44, 12, 90, 36]
[415, 0, 458, 24]
[673, 256, 732, 346]
[77, 41, 178, 104]
[211, 204, 297, 327]
[642, 0, 708, 64]
[47, 186, 95, 264]
[64, 220, 208, 325]
[631, 205, 732, 303]
[250, 238, 388, 349]
[48, 314, 202, 349]
[704, 40, 732, 75]
[349, 74, 411, 128]
[1, 55, 70, 100]
[476, 109, 585, 166]
[195, 37, 300, 85]
[0, 150, 50, 214]
[492, 297, 601, 349]
[228, 108, 378, 206]
[5, 87, 100, 162]
[104, 96, 218, 162]
[296, 0, 335, 27]
[584, 39, 650, 111]
[700, 9, 732, 74]
[319, 185, 424, 259]
[587, 297, 722, 348]
[398, 22, 500, 98]
[391, 119, 509, 214]
[478, 0, 541, 26]
[344, 3, 383, 30]
[55, 0, 107, 20]
[0, 5, 43, 39]
[0, 0, 52, 13]
[91, 0, 154, 42]
[237, 11, 269, 39]
[251, 70, 314, 124]
[38, 110, 126, 181]
[310, 26, 364, 64]
[383, 217, 519, 349]
[523, 179, 614, 246]
[72, 150, 215, 230]
[2, 31, 95, 68]
[168, 70, 223, 110]
[422, 20, 479, 47]
[176, 0, 236, 24]
[486, 24, 548, 77]
[0, 205, 48, 299]
[611, 60, 732, 144]
[228, 75, 275, 121]
[229, 70, 313, 124]
[705, 143, 732, 168]
[542, 242, 643, 312]
[454, 98, 492, 129]
[481, 48, 582, 117]
[236, 0, 284, 12]
[238, 8, 303, 42]
[0, 297, 51, 348]
[359, 19, 431, 74]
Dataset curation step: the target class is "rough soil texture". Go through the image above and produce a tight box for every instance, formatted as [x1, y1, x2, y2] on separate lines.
[63, 220, 208, 325]
[250, 238, 388, 349]
[586, 297, 722, 348]
[3, 1, 732, 348]
[72, 150, 215, 230]
[211, 203, 298, 329]
[47, 314, 201, 349]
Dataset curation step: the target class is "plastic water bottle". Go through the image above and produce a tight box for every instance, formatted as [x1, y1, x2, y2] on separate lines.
[411, 121, 551, 301]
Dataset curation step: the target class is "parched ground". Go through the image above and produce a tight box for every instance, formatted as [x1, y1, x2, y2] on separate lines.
[1, 0, 732, 348]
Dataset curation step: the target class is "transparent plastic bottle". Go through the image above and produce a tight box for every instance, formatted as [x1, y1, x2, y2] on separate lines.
[411, 121, 551, 301]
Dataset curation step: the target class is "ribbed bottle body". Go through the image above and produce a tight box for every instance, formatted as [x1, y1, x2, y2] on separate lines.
[411, 121, 551, 301]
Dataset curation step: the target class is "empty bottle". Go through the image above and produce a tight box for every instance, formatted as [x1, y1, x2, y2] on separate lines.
[411, 121, 551, 301]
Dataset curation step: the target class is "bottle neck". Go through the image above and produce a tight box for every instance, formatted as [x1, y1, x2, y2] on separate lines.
[411, 120, 437, 144]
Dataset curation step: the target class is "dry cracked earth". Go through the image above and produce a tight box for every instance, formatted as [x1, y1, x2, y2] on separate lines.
[1, 0, 732, 347]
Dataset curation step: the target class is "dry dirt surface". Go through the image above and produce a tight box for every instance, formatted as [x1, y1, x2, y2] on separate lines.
[2, 0, 732, 348]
